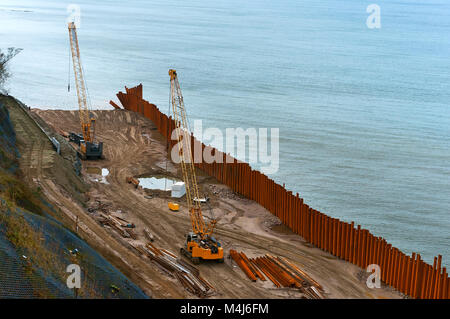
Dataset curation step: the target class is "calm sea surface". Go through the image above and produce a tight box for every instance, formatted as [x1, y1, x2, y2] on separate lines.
[1, 0, 449, 266]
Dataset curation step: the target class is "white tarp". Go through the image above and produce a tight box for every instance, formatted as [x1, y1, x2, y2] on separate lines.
[171, 182, 186, 198]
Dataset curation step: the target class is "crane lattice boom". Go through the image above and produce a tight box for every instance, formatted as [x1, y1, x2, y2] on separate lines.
[169, 69, 216, 238]
[68, 22, 94, 143]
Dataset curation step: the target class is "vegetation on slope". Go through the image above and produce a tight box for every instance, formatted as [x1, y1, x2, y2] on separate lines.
[0, 48, 22, 94]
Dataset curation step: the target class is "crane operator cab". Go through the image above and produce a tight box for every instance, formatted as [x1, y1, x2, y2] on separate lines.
[181, 232, 224, 264]
[79, 139, 103, 160]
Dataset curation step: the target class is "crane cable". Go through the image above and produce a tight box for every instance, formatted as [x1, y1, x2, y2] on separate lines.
[68, 43, 71, 92]
[81, 62, 94, 112]
[81, 62, 96, 141]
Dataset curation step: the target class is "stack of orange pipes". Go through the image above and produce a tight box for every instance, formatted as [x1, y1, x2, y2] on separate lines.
[229, 250, 324, 299]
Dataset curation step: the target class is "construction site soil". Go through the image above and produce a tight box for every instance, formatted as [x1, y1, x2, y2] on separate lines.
[30, 108, 403, 299]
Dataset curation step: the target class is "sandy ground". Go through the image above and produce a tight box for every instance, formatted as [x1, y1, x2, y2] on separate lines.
[27, 108, 403, 299]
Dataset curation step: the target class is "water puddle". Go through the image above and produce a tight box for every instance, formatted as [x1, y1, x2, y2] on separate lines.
[138, 175, 181, 191]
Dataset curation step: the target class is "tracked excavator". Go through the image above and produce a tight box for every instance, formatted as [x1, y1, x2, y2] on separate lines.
[169, 69, 224, 264]
[67, 22, 103, 160]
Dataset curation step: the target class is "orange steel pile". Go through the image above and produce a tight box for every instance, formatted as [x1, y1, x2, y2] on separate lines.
[111, 84, 449, 299]
[229, 250, 324, 299]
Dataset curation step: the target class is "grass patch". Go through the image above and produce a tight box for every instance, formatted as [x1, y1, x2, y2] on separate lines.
[0, 172, 47, 216]
[0, 209, 65, 279]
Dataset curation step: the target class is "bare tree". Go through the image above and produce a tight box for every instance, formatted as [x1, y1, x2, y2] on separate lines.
[0, 48, 22, 93]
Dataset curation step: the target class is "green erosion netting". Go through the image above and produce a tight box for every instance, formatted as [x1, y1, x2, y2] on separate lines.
[0, 204, 149, 299]
[1, 100, 148, 298]
[0, 227, 73, 298]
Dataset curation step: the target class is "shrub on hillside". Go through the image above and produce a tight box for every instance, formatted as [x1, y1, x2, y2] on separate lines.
[0, 48, 22, 93]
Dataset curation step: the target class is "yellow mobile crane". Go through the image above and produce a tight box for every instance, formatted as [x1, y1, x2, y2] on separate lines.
[169, 69, 224, 264]
[67, 22, 103, 160]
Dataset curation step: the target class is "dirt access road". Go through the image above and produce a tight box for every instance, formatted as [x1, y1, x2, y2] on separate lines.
[31, 107, 402, 299]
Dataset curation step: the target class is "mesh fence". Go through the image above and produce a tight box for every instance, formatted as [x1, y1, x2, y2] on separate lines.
[0, 205, 148, 299]
[1, 99, 148, 299]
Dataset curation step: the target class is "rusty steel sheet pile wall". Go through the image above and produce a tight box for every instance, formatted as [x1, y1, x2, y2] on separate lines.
[111, 84, 449, 299]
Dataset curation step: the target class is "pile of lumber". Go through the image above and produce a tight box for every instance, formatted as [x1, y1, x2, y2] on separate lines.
[99, 213, 137, 239]
[88, 200, 112, 214]
[230, 250, 325, 299]
[139, 242, 214, 298]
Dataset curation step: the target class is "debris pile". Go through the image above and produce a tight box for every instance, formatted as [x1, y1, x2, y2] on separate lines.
[208, 184, 242, 201]
[99, 213, 137, 239]
[87, 200, 112, 214]
[138, 242, 214, 298]
[230, 250, 325, 299]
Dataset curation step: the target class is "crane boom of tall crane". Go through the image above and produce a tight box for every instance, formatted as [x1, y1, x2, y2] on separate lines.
[67, 22, 103, 160]
[68, 22, 93, 142]
[169, 69, 223, 264]
[169, 69, 215, 237]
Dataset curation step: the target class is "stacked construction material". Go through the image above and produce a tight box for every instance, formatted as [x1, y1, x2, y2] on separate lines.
[99, 213, 137, 239]
[229, 250, 259, 282]
[112, 84, 449, 299]
[230, 250, 324, 299]
[140, 242, 214, 298]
